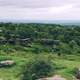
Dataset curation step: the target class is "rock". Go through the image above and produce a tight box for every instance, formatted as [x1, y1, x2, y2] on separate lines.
[0, 60, 15, 67]
[75, 68, 80, 79]
[37, 75, 66, 80]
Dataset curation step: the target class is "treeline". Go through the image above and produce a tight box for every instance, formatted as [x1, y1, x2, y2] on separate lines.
[0, 23, 80, 54]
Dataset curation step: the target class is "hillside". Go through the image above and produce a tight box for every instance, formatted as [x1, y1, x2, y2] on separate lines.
[0, 23, 80, 80]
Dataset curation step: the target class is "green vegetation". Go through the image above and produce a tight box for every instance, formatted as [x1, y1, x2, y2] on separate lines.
[22, 57, 54, 80]
[0, 23, 80, 80]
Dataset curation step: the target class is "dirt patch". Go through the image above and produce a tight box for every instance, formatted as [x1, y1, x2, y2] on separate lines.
[38, 75, 66, 80]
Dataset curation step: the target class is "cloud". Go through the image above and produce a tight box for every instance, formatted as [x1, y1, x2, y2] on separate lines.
[0, 0, 80, 20]
[0, 0, 76, 8]
[0, 4, 73, 20]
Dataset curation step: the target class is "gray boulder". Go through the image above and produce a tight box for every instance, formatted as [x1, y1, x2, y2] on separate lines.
[37, 75, 66, 80]
[75, 68, 80, 79]
[0, 60, 15, 67]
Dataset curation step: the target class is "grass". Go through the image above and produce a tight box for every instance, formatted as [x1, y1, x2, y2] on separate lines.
[0, 47, 80, 80]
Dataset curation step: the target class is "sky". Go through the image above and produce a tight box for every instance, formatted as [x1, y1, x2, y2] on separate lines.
[0, 0, 80, 20]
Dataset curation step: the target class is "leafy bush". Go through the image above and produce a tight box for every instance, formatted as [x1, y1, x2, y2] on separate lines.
[0, 56, 12, 61]
[0, 44, 14, 53]
[22, 58, 54, 80]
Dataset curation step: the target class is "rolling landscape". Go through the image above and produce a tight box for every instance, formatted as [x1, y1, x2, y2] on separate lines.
[0, 23, 80, 80]
[0, 0, 80, 80]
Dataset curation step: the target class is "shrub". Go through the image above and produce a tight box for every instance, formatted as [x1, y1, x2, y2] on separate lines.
[22, 58, 54, 80]
[32, 47, 42, 54]
[0, 56, 12, 61]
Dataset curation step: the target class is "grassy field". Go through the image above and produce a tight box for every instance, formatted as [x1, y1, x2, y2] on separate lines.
[0, 48, 80, 80]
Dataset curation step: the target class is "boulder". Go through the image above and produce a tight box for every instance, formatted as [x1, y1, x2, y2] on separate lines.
[0, 60, 15, 67]
[37, 75, 66, 80]
[75, 68, 80, 79]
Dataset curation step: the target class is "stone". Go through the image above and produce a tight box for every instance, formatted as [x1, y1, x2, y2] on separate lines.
[75, 68, 80, 79]
[37, 75, 66, 80]
[0, 60, 15, 67]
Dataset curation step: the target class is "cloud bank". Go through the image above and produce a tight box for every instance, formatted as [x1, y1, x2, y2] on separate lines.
[0, 0, 80, 20]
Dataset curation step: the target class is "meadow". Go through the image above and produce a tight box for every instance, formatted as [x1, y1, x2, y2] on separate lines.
[0, 45, 80, 80]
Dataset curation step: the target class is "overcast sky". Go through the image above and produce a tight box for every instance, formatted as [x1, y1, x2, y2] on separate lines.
[0, 0, 80, 20]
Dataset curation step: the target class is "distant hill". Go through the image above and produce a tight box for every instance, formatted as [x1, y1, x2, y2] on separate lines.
[0, 19, 80, 25]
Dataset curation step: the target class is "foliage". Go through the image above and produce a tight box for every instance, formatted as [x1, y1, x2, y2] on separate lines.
[0, 23, 80, 55]
[22, 57, 54, 80]
[0, 23, 80, 80]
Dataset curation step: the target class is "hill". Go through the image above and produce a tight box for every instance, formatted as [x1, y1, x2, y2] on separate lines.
[0, 23, 80, 80]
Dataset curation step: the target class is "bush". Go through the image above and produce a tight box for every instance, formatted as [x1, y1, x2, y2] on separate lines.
[22, 58, 54, 80]
[0, 56, 12, 61]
